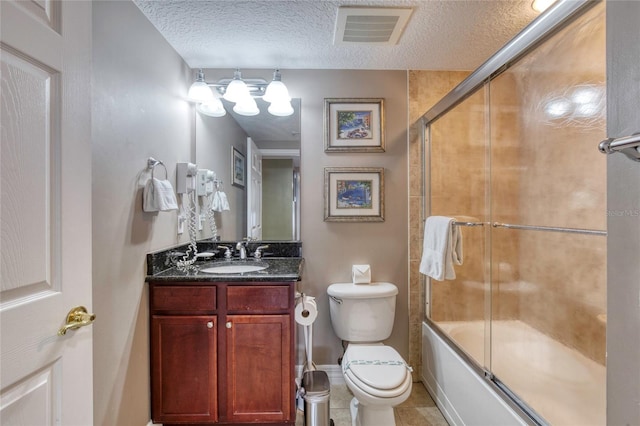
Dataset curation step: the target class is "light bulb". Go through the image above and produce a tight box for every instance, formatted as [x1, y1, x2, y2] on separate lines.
[233, 95, 260, 116]
[197, 98, 226, 117]
[268, 100, 294, 117]
[187, 69, 213, 103]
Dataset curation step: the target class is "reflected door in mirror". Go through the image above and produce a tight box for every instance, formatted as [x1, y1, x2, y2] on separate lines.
[247, 137, 263, 240]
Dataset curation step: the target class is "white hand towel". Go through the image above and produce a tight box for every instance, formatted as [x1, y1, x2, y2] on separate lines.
[218, 191, 230, 211]
[143, 178, 178, 212]
[211, 191, 223, 212]
[352, 264, 371, 284]
[419, 216, 463, 281]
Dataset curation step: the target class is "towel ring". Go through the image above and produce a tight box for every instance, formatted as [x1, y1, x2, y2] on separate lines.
[147, 157, 168, 180]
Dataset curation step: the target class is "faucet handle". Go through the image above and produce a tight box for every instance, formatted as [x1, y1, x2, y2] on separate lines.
[217, 245, 232, 259]
[253, 245, 270, 259]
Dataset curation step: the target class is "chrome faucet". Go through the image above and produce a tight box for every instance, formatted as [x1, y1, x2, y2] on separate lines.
[218, 245, 232, 260]
[235, 241, 247, 260]
[253, 245, 270, 259]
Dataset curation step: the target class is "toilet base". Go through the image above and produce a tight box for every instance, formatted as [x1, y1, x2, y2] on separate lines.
[349, 397, 397, 426]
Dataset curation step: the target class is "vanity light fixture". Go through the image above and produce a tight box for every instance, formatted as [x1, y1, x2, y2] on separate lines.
[187, 68, 294, 117]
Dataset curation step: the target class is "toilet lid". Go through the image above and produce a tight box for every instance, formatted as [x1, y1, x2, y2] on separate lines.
[343, 345, 409, 391]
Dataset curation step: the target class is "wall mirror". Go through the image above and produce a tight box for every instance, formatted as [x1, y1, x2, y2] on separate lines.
[195, 98, 301, 242]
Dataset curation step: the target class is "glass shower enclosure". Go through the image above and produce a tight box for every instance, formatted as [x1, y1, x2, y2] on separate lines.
[423, 2, 606, 425]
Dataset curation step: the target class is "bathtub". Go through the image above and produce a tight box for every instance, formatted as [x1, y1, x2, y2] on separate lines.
[422, 320, 606, 426]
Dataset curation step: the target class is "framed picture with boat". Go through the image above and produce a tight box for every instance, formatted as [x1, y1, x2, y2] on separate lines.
[324, 167, 385, 222]
[324, 98, 385, 153]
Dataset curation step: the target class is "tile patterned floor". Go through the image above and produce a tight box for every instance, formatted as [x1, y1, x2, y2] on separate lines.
[296, 382, 449, 426]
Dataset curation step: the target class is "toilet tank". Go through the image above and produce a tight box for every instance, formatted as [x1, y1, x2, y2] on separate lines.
[327, 282, 398, 342]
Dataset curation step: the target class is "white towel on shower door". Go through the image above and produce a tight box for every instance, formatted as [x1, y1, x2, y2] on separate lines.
[419, 216, 463, 281]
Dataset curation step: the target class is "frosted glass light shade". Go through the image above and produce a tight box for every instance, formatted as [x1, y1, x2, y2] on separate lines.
[197, 98, 226, 117]
[267, 100, 294, 117]
[263, 80, 291, 104]
[223, 79, 250, 103]
[187, 81, 214, 103]
[233, 96, 260, 116]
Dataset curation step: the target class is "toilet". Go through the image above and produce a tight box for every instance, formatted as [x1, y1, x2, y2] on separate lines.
[327, 282, 412, 426]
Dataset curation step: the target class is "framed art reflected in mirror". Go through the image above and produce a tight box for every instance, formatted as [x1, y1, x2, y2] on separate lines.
[231, 147, 245, 188]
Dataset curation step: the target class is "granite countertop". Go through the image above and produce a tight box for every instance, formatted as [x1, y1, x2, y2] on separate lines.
[147, 257, 304, 283]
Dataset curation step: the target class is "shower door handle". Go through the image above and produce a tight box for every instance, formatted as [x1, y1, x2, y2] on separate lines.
[599, 132, 640, 162]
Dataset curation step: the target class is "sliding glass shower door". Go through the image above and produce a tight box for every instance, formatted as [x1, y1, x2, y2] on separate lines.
[489, 5, 606, 425]
[426, 3, 606, 424]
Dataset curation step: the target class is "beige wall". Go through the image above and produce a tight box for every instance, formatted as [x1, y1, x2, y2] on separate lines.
[92, 1, 192, 424]
[606, 2, 640, 423]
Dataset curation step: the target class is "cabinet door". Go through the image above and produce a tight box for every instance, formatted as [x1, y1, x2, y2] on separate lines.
[225, 314, 293, 423]
[151, 315, 217, 423]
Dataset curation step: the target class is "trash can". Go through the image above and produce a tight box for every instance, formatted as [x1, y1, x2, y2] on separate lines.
[302, 370, 332, 426]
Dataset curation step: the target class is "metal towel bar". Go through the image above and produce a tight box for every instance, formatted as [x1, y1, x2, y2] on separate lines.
[453, 221, 485, 227]
[599, 133, 640, 162]
[450, 220, 606, 236]
[492, 222, 606, 236]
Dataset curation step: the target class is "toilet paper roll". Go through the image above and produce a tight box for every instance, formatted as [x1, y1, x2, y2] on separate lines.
[295, 296, 318, 326]
[352, 264, 371, 284]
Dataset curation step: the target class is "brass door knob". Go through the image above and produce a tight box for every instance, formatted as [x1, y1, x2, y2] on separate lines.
[58, 306, 96, 336]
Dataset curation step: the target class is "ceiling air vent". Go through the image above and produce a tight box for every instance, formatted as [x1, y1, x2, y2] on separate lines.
[334, 6, 413, 45]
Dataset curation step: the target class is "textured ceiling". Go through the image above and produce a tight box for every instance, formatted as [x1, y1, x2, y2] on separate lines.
[133, 0, 541, 71]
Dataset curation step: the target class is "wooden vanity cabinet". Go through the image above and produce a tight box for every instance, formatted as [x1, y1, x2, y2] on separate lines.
[149, 282, 296, 425]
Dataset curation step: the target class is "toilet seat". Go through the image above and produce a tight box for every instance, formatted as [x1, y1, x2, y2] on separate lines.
[343, 345, 412, 399]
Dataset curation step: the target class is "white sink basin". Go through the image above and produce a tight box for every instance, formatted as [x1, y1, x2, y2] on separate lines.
[200, 263, 268, 274]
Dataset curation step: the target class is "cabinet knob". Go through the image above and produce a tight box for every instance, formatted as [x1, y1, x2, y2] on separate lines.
[226, 322, 232, 329]
[207, 321, 214, 329]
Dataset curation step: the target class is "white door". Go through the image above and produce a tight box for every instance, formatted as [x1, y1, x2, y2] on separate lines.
[246, 138, 263, 240]
[0, 1, 93, 425]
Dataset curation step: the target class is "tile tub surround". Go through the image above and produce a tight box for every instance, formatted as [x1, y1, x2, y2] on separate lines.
[295, 382, 448, 426]
[147, 240, 302, 275]
[407, 70, 471, 380]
